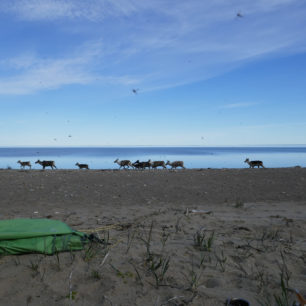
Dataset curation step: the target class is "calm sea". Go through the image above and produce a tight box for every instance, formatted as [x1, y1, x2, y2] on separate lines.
[0, 147, 305, 169]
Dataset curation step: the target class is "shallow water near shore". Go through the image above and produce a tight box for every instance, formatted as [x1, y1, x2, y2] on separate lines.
[0, 146, 306, 169]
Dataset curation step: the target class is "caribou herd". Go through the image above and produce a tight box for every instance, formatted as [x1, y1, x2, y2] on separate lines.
[14, 158, 186, 170]
[14, 158, 265, 170]
[114, 159, 185, 170]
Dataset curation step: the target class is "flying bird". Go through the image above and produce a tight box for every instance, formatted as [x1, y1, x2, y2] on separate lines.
[236, 12, 243, 18]
[132, 88, 139, 94]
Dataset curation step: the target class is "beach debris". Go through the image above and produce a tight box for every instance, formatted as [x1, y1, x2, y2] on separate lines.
[117, 223, 133, 231]
[286, 288, 306, 305]
[234, 226, 251, 232]
[100, 252, 109, 267]
[97, 218, 104, 225]
[160, 296, 185, 305]
[295, 290, 306, 305]
[226, 298, 249, 306]
[185, 208, 212, 216]
[68, 271, 74, 302]
[67, 218, 84, 227]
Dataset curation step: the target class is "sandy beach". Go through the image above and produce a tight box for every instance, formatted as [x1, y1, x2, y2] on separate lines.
[0, 168, 305, 305]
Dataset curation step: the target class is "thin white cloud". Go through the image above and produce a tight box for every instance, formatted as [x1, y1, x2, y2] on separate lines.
[220, 102, 259, 109]
[0, 0, 146, 21]
[0, 41, 140, 94]
[239, 121, 306, 129]
[0, 59, 92, 95]
[0, 0, 305, 95]
[1, 0, 302, 23]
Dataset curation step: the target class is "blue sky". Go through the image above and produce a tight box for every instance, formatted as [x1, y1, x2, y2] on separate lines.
[0, 0, 306, 146]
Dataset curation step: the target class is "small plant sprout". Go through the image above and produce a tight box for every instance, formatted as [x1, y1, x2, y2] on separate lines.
[257, 253, 295, 306]
[147, 255, 170, 288]
[278, 251, 292, 289]
[91, 270, 101, 280]
[13, 256, 20, 266]
[215, 250, 227, 272]
[183, 258, 204, 293]
[139, 221, 154, 262]
[83, 243, 96, 262]
[255, 264, 269, 293]
[175, 217, 182, 233]
[55, 249, 61, 271]
[109, 263, 134, 284]
[193, 229, 215, 252]
[129, 260, 143, 286]
[126, 228, 137, 254]
[160, 228, 170, 249]
[199, 252, 206, 268]
[28, 260, 39, 277]
[273, 273, 293, 306]
[235, 198, 244, 208]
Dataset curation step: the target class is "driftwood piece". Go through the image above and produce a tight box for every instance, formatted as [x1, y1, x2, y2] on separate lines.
[185, 208, 212, 216]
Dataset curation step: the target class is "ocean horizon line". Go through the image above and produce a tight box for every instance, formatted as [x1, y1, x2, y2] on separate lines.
[1, 144, 306, 148]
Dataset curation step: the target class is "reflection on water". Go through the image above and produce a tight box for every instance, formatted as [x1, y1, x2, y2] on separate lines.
[0, 147, 305, 169]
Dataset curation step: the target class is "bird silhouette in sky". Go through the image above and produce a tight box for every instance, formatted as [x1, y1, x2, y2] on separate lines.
[236, 12, 243, 18]
[132, 88, 139, 94]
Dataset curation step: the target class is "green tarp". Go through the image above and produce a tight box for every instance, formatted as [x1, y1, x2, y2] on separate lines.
[0, 218, 87, 255]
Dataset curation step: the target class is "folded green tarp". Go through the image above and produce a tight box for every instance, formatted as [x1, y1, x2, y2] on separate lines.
[0, 218, 87, 255]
